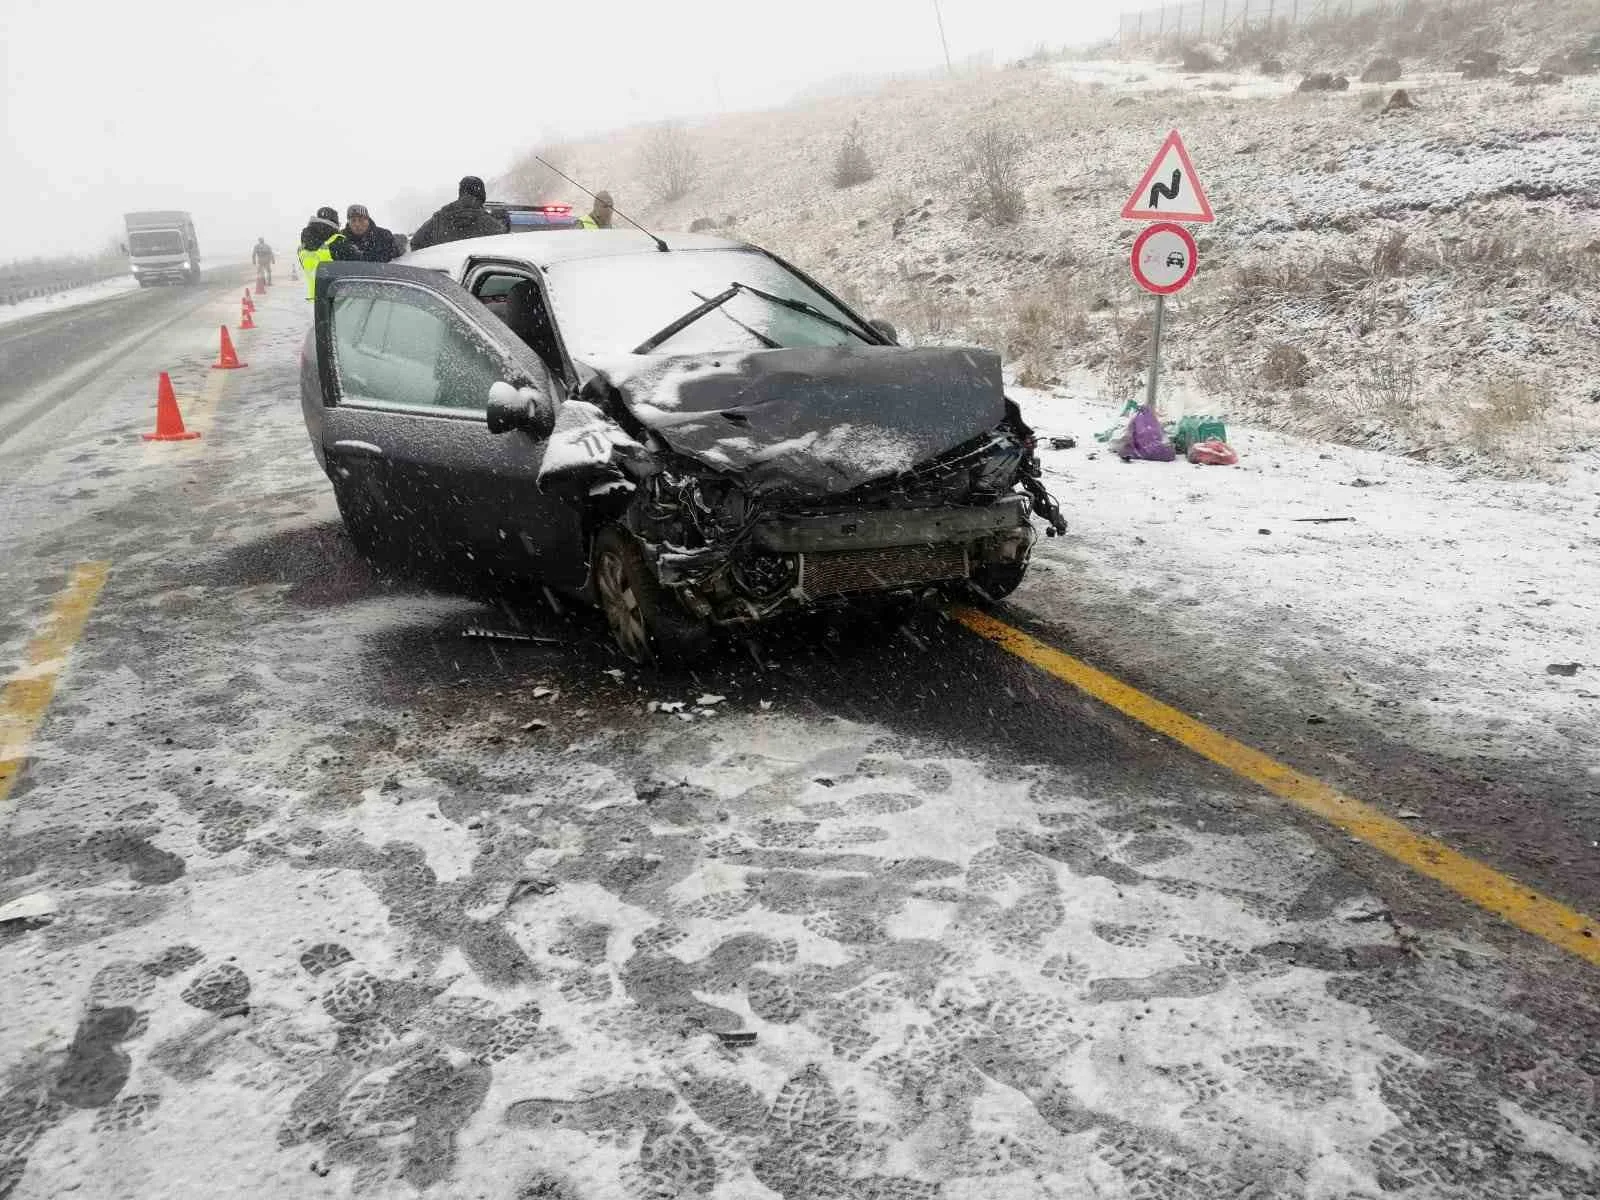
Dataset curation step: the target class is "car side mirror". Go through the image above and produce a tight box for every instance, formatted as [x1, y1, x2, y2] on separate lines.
[487, 381, 556, 439]
[868, 318, 899, 345]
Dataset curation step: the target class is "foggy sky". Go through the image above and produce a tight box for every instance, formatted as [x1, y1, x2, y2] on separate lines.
[2, 0, 1127, 264]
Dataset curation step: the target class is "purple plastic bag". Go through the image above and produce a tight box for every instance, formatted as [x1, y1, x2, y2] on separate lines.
[1127, 405, 1176, 462]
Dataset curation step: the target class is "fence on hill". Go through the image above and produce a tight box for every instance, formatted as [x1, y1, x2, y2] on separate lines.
[1116, 0, 1490, 46]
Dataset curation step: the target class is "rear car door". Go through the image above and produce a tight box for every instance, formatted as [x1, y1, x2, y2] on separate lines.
[313, 262, 583, 585]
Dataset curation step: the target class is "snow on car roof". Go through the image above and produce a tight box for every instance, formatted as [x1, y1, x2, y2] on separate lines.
[398, 229, 750, 275]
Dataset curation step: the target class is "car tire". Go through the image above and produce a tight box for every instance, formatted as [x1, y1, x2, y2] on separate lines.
[592, 526, 712, 666]
[968, 559, 1028, 604]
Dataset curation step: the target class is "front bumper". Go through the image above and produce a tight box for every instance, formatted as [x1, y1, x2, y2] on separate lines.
[653, 496, 1034, 622]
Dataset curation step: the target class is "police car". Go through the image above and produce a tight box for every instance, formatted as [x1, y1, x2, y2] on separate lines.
[483, 202, 581, 233]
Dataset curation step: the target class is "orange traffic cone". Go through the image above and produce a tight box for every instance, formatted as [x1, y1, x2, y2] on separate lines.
[239, 301, 256, 330]
[141, 372, 201, 441]
[242, 288, 255, 313]
[211, 325, 247, 370]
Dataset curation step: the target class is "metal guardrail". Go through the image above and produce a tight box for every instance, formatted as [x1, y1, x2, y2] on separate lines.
[0, 268, 124, 308]
[1116, 0, 1484, 44]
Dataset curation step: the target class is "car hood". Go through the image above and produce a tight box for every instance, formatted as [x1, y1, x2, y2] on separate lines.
[583, 346, 1006, 497]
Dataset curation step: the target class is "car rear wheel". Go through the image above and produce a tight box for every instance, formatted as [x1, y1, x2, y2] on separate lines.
[592, 526, 712, 666]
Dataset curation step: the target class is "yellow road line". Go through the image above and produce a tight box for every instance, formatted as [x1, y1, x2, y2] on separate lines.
[952, 605, 1600, 967]
[0, 562, 111, 807]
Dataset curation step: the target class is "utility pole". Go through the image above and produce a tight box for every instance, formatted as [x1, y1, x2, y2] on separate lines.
[933, 0, 953, 75]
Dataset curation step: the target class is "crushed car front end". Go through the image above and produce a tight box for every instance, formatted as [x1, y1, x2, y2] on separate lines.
[632, 431, 1044, 626]
[547, 345, 1065, 633]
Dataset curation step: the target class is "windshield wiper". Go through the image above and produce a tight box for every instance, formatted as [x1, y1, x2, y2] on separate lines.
[633, 285, 742, 355]
[733, 282, 876, 345]
[689, 289, 783, 350]
[632, 282, 875, 355]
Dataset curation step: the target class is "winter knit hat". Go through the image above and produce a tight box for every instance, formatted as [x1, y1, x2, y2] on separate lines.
[347, 204, 370, 221]
[316, 206, 339, 223]
[458, 176, 487, 203]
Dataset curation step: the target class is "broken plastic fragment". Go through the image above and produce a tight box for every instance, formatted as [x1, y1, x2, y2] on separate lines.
[604, 668, 626, 680]
[696, 694, 726, 707]
[531, 687, 555, 700]
[461, 627, 558, 644]
[715, 1030, 757, 1046]
[522, 720, 548, 733]
[0, 893, 57, 927]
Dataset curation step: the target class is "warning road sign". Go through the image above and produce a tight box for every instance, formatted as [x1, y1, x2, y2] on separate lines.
[1122, 129, 1214, 224]
[1131, 222, 1199, 295]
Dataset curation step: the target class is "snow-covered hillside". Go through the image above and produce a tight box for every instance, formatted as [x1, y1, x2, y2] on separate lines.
[505, 1, 1600, 473]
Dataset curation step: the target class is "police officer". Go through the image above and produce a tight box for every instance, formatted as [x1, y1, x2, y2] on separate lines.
[410, 176, 503, 250]
[297, 207, 344, 300]
[577, 191, 616, 230]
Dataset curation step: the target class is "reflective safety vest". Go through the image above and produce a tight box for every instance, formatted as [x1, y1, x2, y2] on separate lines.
[577, 215, 601, 230]
[298, 234, 345, 300]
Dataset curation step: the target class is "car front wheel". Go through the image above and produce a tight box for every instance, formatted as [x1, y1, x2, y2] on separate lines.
[592, 526, 711, 666]
[969, 559, 1028, 603]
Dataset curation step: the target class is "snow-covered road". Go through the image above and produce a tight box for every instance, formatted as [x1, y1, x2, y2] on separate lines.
[0, 292, 1596, 1199]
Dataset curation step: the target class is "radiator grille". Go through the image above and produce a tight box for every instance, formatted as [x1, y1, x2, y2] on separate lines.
[798, 543, 968, 600]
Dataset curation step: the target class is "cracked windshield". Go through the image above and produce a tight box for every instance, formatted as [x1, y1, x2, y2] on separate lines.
[3, 0, 1599, 1197]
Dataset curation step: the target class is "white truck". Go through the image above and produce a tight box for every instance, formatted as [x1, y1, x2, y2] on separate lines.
[122, 211, 201, 286]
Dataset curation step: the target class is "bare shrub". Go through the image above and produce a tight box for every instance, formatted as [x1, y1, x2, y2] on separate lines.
[832, 120, 876, 189]
[1261, 343, 1312, 389]
[1352, 353, 1421, 425]
[1196, 354, 1234, 394]
[888, 273, 973, 342]
[1464, 377, 1543, 451]
[503, 152, 565, 203]
[640, 124, 699, 203]
[965, 126, 1027, 225]
[1005, 281, 1091, 387]
[1441, 233, 1600, 290]
[1370, 229, 1412, 278]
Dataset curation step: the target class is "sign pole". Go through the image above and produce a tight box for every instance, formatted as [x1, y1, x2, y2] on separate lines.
[1144, 293, 1166, 417]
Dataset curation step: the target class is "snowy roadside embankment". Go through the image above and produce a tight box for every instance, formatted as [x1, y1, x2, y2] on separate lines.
[0, 274, 140, 328]
[1011, 383, 1600, 775]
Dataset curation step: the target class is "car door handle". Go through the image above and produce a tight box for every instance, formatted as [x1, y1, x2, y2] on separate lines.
[333, 440, 385, 457]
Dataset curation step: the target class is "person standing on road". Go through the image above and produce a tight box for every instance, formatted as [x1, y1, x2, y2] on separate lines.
[329, 205, 401, 263]
[251, 237, 276, 285]
[297, 207, 344, 301]
[408, 176, 504, 250]
[577, 191, 615, 229]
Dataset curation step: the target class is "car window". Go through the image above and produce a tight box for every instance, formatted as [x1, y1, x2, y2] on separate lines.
[330, 281, 506, 414]
[543, 248, 871, 358]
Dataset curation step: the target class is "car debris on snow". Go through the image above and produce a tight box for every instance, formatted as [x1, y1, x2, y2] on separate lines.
[1547, 663, 1583, 677]
[715, 1030, 757, 1047]
[459, 627, 558, 644]
[603, 668, 626, 681]
[521, 719, 549, 732]
[696, 694, 725, 707]
[0, 893, 57, 928]
[531, 687, 555, 699]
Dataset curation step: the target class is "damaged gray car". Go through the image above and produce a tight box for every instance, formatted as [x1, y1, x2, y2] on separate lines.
[300, 231, 1065, 663]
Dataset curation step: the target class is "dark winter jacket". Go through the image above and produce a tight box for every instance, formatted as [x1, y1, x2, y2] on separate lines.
[409, 197, 503, 250]
[299, 217, 340, 253]
[330, 223, 401, 263]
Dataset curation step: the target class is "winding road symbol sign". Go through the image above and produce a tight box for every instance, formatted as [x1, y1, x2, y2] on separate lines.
[1122, 129, 1214, 224]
